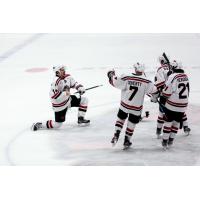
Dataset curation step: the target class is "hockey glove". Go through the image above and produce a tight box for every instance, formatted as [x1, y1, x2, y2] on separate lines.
[150, 94, 158, 103]
[145, 111, 150, 118]
[159, 96, 167, 105]
[77, 86, 86, 95]
[167, 70, 173, 77]
[107, 70, 115, 79]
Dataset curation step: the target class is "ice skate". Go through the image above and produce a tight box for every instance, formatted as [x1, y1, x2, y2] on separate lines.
[183, 126, 191, 136]
[123, 136, 132, 150]
[111, 130, 120, 146]
[156, 128, 162, 139]
[162, 139, 168, 150]
[168, 138, 174, 148]
[31, 122, 42, 131]
[78, 117, 90, 126]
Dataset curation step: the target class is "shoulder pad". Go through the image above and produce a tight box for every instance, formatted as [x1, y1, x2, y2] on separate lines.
[64, 74, 71, 78]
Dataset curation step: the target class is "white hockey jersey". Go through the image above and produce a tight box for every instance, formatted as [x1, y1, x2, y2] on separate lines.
[109, 73, 157, 116]
[162, 72, 189, 113]
[154, 64, 170, 90]
[49, 74, 83, 112]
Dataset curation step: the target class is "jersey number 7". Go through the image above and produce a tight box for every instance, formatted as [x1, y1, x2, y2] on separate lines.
[129, 86, 138, 101]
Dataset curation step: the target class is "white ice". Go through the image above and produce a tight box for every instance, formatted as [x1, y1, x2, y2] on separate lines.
[0, 33, 200, 165]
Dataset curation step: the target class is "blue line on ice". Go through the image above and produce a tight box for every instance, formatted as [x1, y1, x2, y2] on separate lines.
[0, 33, 45, 63]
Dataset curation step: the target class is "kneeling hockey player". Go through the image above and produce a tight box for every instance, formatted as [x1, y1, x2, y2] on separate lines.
[32, 65, 90, 131]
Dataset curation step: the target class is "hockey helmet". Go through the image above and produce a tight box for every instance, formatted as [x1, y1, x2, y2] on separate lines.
[171, 60, 182, 70]
[133, 62, 145, 73]
[53, 65, 66, 73]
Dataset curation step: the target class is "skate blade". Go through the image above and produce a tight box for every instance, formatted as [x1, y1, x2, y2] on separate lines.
[112, 142, 116, 147]
[157, 134, 162, 139]
[123, 146, 131, 150]
[78, 123, 90, 127]
[111, 139, 118, 147]
[162, 146, 167, 151]
[167, 145, 173, 149]
[184, 131, 190, 136]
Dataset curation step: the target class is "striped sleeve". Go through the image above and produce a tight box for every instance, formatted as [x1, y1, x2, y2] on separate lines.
[162, 78, 172, 98]
[154, 68, 165, 89]
[111, 74, 127, 90]
[51, 91, 62, 99]
[68, 76, 83, 90]
[146, 81, 158, 95]
[69, 76, 77, 88]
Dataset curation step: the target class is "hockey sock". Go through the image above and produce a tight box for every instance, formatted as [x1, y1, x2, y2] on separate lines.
[157, 111, 164, 129]
[78, 105, 87, 117]
[125, 121, 136, 138]
[170, 121, 179, 138]
[46, 120, 62, 129]
[115, 118, 125, 133]
[182, 113, 188, 127]
[162, 122, 172, 140]
[78, 97, 88, 118]
[169, 132, 176, 140]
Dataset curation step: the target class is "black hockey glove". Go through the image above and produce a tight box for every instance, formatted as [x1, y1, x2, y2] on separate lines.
[167, 70, 173, 77]
[160, 96, 167, 105]
[107, 70, 115, 79]
[145, 111, 150, 118]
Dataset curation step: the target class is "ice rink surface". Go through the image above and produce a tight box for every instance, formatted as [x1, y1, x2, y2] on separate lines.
[0, 33, 200, 165]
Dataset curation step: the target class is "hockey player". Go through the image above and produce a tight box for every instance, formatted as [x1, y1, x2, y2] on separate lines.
[171, 61, 191, 135]
[108, 63, 158, 149]
[32, 65, 90, 131]
[153, 55, 171, 138]
[161, 61, 190, 149]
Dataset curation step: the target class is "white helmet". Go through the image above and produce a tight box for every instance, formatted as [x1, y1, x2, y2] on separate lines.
[158, 56, 168, 64]
[171, 60, 182, 70]
[133, 62, 145, 73]
[53, 65, 66, 73]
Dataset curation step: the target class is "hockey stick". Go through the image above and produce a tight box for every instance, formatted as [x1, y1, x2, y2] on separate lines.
[74, 84, 103, 94]
[162, 52, 174, 71]
[162, 52, 170, 64]
[147, 93, 166, 113]
[156, 98, 167, 113]
[84, 84, 103, 91]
